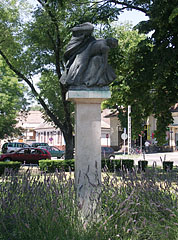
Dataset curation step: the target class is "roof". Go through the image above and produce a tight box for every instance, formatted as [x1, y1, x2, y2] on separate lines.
[16, 110, 112, 131]
[35, 122, 56, 130]
[103, 109, 118, 118]
[16, 111, 44, 128]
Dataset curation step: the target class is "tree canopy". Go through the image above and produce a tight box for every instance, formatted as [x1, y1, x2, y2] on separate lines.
[100, 0, 178, 144]
[0, 57, 27, 139]
[0, 0, 178, 149]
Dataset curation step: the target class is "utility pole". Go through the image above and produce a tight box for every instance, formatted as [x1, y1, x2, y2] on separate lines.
[128, 105, 131, 154]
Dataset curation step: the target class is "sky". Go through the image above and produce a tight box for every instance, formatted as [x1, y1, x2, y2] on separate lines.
[28, 0, 148, 26]
[117, 9, 148, 26]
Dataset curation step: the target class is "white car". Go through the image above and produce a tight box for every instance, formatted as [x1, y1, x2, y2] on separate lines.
[1, 142, 31, 153]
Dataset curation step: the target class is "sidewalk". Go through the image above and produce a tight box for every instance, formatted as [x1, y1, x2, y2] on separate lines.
[115, 151, 178, 167]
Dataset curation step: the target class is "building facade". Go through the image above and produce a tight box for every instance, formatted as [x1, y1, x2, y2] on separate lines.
[0, 110, 112, 150]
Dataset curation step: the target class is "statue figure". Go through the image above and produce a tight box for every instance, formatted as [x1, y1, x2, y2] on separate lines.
[60, 22, 118, 88]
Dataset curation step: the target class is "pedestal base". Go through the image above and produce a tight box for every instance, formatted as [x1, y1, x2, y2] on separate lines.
[66, 90, 111, 218]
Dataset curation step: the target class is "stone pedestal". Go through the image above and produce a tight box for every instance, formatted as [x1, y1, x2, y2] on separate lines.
[66, 90, 111, 217]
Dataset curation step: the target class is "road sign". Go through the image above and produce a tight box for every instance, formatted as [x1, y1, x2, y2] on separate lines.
[121, 133, 128, 140]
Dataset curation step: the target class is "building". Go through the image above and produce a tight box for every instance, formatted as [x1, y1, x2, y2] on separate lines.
[103, 109, 122, 150]
[35, 122, 65, 150]
[169, 104, 178, 150]
[2, 106, 178, 152]
[15, 111, 44, 145]
[0, 110, 113, 150]
[142, 104, 178, 151]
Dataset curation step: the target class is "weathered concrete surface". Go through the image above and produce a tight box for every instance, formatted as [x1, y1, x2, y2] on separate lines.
[67, 90, 111, 217]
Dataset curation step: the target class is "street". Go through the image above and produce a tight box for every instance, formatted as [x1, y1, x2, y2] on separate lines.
[115, 151, 178, 167]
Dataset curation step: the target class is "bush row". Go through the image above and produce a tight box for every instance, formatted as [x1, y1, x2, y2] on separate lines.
[0, 160, 174, 175]
[0, 159, 139, 175]
[39, 159, 135, 172]
[0, 162, 21, 175]
[39, 159, 75, 172]
[102, 159, 134, 172]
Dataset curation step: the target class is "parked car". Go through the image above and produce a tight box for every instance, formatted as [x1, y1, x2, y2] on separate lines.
[1, 142, 31, 153]
[0, 147, 51, 164]
[31, 142, 49, 148]
[101, 147, 115, 160]
[37, 146, 65, 158]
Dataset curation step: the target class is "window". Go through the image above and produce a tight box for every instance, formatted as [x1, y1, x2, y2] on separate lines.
[18, 149, 25, 154]
[41, 149, 47, 154]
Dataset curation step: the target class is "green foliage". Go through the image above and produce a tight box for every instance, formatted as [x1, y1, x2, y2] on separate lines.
[30, 105, 42, 111]
[1, 169, 178, 239]
[138, 160, 148, 171]
[102, 25, 148, 139]
[109, 0, 178, 143]
[0, 57, 27, 138]
[39, 159, 75, 172]
[135, 0, 178, 143]
[39, 159, 134, 173]
[102, 159, 134, 171]
[163, 161, 174, 171]
[0, 161, 21, 175]
[1, 0, 178, 149]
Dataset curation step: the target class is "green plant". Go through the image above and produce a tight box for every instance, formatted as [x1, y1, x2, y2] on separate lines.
[138, 160, 148, 172]
[102, 159, 134, 172]
[160, 155, 174, 171]
[0, 161, 21, 175]
[163, 161, 174, 171]
[39, 159, 75, 172]
[0, 168, 178, 239]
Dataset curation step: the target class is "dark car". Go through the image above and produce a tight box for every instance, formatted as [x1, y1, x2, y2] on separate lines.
[1, 142, 31, 153]
[101, 147, 115, 160]
[31, 142, 49, 148]
[0, 147, 51, 164]
[37, 146, 64, 158]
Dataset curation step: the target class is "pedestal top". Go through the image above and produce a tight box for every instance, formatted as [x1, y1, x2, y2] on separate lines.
[66, 90, 111, 103]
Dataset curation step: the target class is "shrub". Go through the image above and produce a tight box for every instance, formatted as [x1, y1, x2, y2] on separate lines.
[138, 160, 148, 171]
[102, 159, 134, 172]
[39, 159, 134, 173]
[122, 159, 134, 170]
[163, 161, 174, 171]
[0, 161, 21, 175]
[39, 159, 75, 172]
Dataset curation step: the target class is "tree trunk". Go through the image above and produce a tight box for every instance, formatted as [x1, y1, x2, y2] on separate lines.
[63, 125, 74, 159]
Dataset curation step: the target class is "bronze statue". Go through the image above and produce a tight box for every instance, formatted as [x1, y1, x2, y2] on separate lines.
[60, 22, 118, 88]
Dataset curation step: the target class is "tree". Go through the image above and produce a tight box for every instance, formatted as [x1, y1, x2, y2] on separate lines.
[101, 24, 149, 139]
[136, 0, 178, 144]
[0, 57, 27, 139]
[94, 0, 178, 144]
[0, 0, 119, 158]
[1, 0, 177, 150]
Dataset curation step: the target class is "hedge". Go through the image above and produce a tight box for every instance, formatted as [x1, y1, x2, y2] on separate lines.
[0, 162, 21, 175]
[102, 159, 134, 172]
[39, 159, 75, 172]
[39, 159, 134, 173]
[163, 161, 174, 171]
[138, 160, 148, 172]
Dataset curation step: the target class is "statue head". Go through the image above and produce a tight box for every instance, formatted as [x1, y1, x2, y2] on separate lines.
[71, 22, 94, 37]
[106, 38, 118, 48]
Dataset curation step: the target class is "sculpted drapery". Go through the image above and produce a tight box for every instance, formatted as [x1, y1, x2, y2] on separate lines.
[60, 22, 118, 88]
